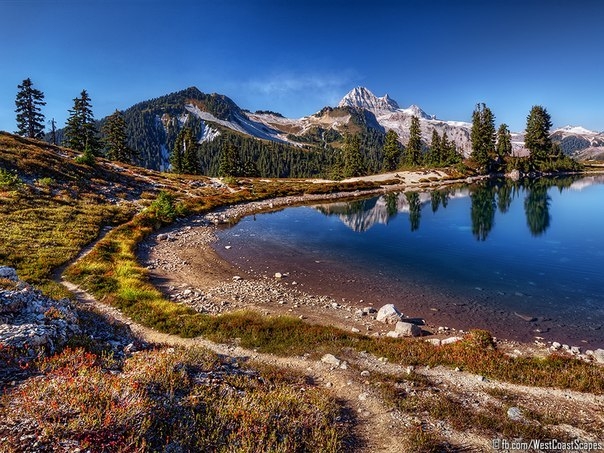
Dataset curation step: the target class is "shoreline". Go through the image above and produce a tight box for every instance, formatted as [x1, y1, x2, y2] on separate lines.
[138, 175, 602, 360]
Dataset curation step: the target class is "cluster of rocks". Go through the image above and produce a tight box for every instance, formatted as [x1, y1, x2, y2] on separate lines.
[167, 286, 230, 314]
[0, 267, 80, 360]
[550, 341, 604, 364]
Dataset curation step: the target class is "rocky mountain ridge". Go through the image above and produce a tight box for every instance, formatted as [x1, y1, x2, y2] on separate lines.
[62, 86, 604, 171]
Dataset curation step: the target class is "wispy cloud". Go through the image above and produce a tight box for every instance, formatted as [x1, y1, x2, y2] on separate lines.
[247, 72, 354, 97]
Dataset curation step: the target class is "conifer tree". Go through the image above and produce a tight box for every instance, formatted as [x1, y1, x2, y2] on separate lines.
[103, 110, 136, 164]
[382, 129, 401, 171]
[218, 140, 239, 177]
[407, 116, 422, 166]
[428, 129, 441, 166]
[64, 90, 100, 153]
[343, 134, 365, 177]
[15, 78, 46, 139]
[470, 103, 496, 172]
[525, 106, 552, 165]
[49, 118, 57, 145]
[496, 123, 512, 159]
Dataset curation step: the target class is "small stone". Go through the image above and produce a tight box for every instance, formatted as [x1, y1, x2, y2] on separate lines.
[454, 367, 461, 372]
[351, 327, 360, 333]
[426, 338, 441, 346]
[570, 346, 581, 355]
[321, 354, 341, 367]
[274, 272, 283, 279]
[340, 361, 348, 370]
[299, 315, 306, 320]
[224, 245, 232, 250]
[360, 370, 370, 377]
[551, 341, 562, 350]
[358, 393, 368, 401]
[507, 406, 523, 421]
[325, 382, 333, 388]
[441, 336, 462, 345]
[405, 366, 414, 374]
[232, 275, 242, 281]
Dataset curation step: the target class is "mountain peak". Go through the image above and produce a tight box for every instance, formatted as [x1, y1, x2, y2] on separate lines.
[338, 86, 399, 114]
[400, 104, 435, 120]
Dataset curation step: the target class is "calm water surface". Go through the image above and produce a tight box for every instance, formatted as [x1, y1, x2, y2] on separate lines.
[216, 176, 604, 347]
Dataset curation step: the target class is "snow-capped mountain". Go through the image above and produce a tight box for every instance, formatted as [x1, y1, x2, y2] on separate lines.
[549, 125, 604, 157]
[337, 86, 400, 115]
[334, 87, 473, 156]
[86, 85, 601, 171]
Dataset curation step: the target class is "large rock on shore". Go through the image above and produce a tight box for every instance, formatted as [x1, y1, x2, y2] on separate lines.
[0, 268, 80, 360]
[376, 304, 403, 324]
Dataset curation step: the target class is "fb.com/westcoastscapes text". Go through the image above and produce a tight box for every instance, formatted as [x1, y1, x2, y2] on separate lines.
[492, 439, 604, 451]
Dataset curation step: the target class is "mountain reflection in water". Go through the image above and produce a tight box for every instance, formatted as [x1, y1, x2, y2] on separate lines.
[314, 176, 586, 240]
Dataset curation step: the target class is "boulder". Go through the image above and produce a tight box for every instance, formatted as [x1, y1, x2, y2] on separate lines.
[0, 266, 18, 282]
[376, 304, 403, 324]
[394, 321, 421, 337]
[593, 349, 604, 364]
[321, 354, 341, 367]
[507, 406, 523, 421]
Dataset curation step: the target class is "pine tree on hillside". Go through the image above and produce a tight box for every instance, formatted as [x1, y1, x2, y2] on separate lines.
[382, 129, 402, 171]
[496, 123, 512, 159]
[406, 116, 422, 166]
[49, 118, 57, 145]
[172, 127, 199, 174]
[103, 110, 136, 164]
[64, 90, 100, 153]
[427, 129, 441, 166]
[470, 103, 496, 172]
[525, 106, 552, 165]
[343, 133, 365, 177]
[15, 78, 46, 139]
[218, 140, 239, 177]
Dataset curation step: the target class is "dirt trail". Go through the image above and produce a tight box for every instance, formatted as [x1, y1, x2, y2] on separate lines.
[61, 280, 404, 452]
[61, 280, 604, 452]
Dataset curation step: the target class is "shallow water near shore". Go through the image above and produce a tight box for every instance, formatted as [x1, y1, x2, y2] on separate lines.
[215, 176, 604, 348]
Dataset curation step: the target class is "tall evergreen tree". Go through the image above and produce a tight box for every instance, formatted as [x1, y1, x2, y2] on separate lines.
[64, 90, 100, 153]
[218, 140, 239, 177]
[496, 123, 512, 159]
[382, 129, 402, 171]
[103, 110, 136, 164]
[427, 129, 441, 166]
[470, 103, 496, 172]
[407, 116, 422, 166]
[525, 106, 552, 165]
[15, 78, 46, 139]
[342, 134, 365, 177]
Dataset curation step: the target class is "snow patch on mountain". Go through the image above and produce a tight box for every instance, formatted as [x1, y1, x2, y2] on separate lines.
[555, 125, 600, 136]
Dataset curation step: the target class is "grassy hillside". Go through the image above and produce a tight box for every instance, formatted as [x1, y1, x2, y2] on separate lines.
[2, 133, 603, 451]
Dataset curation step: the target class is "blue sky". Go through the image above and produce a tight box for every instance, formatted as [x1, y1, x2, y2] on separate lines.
[1, 0, 603, 134]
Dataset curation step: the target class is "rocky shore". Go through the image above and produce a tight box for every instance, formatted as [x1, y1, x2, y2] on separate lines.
[140, 195, 604, 364]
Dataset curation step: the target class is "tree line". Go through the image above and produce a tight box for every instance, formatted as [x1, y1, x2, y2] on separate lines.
[13, 78, 137, 165]
[11, 77, 581, 177]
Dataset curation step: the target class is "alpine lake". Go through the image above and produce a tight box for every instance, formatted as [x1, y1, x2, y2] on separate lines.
[215, 175, 604, 348]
